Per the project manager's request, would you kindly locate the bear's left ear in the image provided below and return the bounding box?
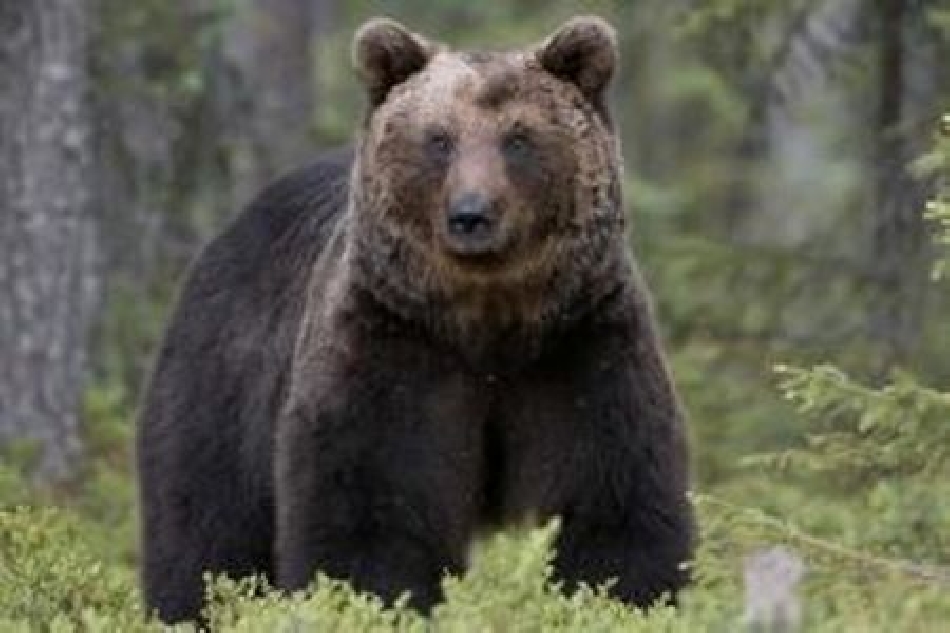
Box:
[535,16,617,116]
[352,18,440,108]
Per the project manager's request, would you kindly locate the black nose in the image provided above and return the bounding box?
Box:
[447,193,493,237]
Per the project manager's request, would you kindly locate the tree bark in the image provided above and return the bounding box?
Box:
[223,0,330,203]
[0,0,100,481]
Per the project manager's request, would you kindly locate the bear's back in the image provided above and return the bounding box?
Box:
[195,146,353,301]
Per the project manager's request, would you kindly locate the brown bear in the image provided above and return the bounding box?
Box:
[137,16,695,624]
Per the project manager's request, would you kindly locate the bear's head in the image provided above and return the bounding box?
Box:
[348,17,627,348]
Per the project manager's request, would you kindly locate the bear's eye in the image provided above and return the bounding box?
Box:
[502,131,534,163]
[425,128,455,162]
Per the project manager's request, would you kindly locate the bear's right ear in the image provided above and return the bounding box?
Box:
[352,18,438,108]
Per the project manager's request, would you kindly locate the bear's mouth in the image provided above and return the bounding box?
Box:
[444,225,501,258]
[440,225,516,266]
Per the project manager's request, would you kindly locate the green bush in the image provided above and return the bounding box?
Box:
[3,493,949,631]
[0,506,151,632]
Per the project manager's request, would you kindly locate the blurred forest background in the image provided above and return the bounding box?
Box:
[1,0,949,630]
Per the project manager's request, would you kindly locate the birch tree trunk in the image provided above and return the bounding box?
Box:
[0,0,100,481]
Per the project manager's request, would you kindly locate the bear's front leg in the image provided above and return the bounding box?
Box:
[274,338,483,612]
[557,332,695,608]
[506,319,696,609]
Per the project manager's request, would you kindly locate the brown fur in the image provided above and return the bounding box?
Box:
[348,42,623,360]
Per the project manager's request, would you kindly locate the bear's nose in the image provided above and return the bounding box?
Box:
[447,193,494,238]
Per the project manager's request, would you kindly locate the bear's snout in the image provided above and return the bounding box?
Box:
[444,192,502,256]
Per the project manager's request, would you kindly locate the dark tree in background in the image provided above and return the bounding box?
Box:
[868,0,930,368]
[0,0,100,481]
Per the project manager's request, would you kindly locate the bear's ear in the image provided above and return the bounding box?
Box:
[352,18,439,108]
[535,16,617,115]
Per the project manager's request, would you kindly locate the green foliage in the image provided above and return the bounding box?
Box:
[694,494,950,631]
[4,498,950,631]
[95,0,233,102]
[919,113,950,280]
[742,363,950,564]
[930,197,950,280]
[0,506,150,631]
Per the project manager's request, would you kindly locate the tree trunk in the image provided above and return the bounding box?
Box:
[868,0,928,369]
[223,0,328,203]
[0,0,100,481]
